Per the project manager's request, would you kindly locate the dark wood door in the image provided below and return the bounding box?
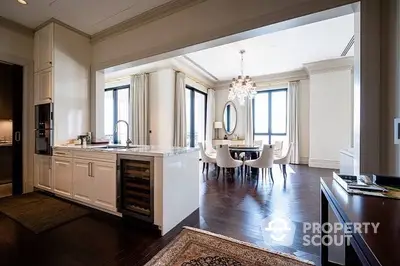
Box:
[11,64,23,195]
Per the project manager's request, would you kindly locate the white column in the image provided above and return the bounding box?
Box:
[353,3,360,175]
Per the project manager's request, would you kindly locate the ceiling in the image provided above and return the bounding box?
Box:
[105,13,354,84]
[185,14,354,82]
[0,0,173,34]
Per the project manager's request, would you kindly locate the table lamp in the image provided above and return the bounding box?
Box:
[214,121,223,139]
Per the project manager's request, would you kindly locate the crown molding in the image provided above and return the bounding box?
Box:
[91,0,208,44]
[170,57,215,87]
[0,16,33,37]
[105,56,215,88]
[304,56,354,75]
[35,18,91,38]
[214,68,308,89]
[180,55,219,82]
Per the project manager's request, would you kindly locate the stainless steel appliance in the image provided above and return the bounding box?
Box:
[117,155,154,222]
[35,103,53,155]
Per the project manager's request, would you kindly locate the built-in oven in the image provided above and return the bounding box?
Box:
[35,103,53,155]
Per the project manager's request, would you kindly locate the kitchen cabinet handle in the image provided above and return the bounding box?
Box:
[49,157,52,170]
[90,162,94,177]
[88,162,91,177]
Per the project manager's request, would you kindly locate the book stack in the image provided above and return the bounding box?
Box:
[333,172,389,197]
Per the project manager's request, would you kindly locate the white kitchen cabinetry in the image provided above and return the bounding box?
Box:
[51,149,118,213]
[34,68,53,105]
[92,162,117,211]
[33,22,91,145]
[72,159,92,204]
[34,154,53,192]
[34,23,53,73]
[53,156,73,198]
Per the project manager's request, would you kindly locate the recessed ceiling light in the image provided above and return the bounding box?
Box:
[17,0,27,5]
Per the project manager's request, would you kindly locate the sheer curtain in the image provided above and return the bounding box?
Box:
[205,89,215,152]
[173,72,187,147]
[130,73,149,145]
[245,98,254,145]
[288,81,300,164]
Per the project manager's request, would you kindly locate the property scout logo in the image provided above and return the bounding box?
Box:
[261,216,379,247]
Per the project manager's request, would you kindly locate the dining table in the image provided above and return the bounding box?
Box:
[228,144,263,176]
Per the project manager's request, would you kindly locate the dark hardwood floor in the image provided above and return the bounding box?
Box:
[0,165,334,266]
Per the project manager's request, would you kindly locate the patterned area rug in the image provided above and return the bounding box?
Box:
[0,192,90,233]
[145,227,314,266]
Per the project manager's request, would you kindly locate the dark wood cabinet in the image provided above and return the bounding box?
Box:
[0,63,13,120]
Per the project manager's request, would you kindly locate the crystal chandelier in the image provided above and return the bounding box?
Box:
[228,50,257,105]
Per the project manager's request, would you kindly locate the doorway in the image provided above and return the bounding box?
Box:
[0,61,23,198]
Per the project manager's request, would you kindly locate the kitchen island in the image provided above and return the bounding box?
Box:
[36,145,199,236]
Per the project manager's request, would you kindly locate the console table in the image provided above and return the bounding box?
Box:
[320,177,400,266]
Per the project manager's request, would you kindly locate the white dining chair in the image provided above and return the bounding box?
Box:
[242,139,264,174]
[216,145,243,179]
[206,145,217,156]
[244,145,275,182]
[273,140,284,158]
[255,140,263,147]
[273,142,293,178]
[199,142,216,175]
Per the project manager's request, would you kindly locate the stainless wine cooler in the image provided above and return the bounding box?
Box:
[117,155,154,222]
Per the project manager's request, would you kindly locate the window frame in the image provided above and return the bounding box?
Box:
[252,88,288,143]
[185,85,207,147]
[104,84,130,143]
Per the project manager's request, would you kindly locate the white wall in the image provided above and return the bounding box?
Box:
[0,25,33,61]
[307,59,353,169]
[53,24,91,145]
[149,68,175,146]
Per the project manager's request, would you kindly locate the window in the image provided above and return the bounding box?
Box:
[253,89,287,144]
[104,85,130,144]
[186,85,207,147]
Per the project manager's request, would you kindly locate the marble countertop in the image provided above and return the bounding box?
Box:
[53,144,199,157]
[0,142,12,147]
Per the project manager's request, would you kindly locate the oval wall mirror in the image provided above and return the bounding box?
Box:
[223,101,237,135]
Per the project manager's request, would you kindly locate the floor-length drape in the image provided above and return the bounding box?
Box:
[288,81,300,164]
[130,73,149,145]
[245,98,254,145]
[205,89,215,152]
[173,72,187,147]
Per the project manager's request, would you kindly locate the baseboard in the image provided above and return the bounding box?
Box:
[299,157,309,165]
[309,158,339,169]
